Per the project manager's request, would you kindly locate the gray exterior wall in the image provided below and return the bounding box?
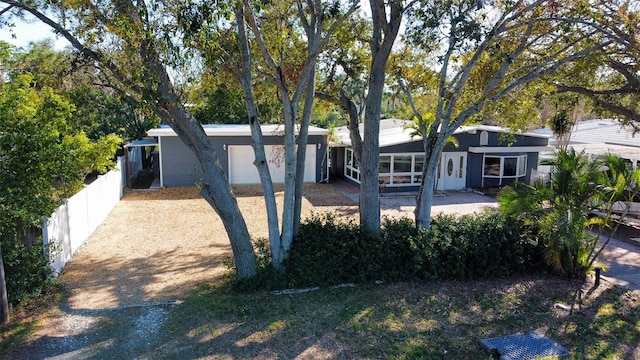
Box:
[160,135,327,187]
[330,129,548,190]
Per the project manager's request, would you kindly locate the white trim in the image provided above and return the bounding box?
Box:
[158,136,164,188]
[148,124,329,137]
[469,146,553,153]
[482,154,527,186]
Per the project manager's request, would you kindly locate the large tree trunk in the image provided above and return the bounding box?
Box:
[359,0,403,230]
[415,150,441,228]
[234,4,281,268]
[142,36,258,279]
[293,69,316,236]
[0,246,9,324]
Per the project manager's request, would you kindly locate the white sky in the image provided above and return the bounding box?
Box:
[0,13,70,50]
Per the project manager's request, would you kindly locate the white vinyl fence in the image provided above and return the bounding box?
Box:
[43,157,125,275]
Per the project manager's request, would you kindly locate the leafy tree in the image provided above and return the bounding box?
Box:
[0,74,70,321]
[554,0,640,129]
[6,41,157,142]
[399,0,624,228]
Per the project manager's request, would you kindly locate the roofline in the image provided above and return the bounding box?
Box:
[147,124,329,137]
[468,146,554,154]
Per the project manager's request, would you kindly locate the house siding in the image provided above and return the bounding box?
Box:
[330,128,548,191]
[160,135,327,187]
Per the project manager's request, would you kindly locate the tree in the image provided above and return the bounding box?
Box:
[553,0,640,129]
[1,0,261,278]
[400,0,620,228]
[7,41,158,142]
[228,0,358,269]
[314,0,403,231]
[0,70,120,319]
[357,0,404,230]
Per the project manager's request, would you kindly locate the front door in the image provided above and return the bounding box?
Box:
[439,152,467,190]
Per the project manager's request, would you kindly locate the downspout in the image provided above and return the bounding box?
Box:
[158,136,164,188]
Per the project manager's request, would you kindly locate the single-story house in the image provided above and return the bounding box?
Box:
[329,119,552,192]
[146,124,329,187]
[534,119,640,170]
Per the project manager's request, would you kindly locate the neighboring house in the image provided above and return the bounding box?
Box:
[560,119,640,169]
[146,124,329,187]
[329,119,551,192]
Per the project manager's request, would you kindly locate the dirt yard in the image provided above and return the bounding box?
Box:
[57,184,359,310]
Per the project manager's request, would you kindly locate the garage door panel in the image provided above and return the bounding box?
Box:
[228,145,316,185]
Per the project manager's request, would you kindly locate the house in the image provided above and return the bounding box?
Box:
[559,119,640,169]
[329,119,551,192]
[146,124,329,187]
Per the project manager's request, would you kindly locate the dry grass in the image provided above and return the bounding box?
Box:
[58,184,358,310]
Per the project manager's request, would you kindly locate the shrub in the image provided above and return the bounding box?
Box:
[252,211,546,291]
[2,236,53,304]
[410,213,545,280]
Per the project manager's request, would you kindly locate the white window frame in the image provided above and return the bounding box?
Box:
[344,149,424,187]
[482,154,527,186]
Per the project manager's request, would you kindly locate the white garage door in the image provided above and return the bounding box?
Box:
[228,145,317,184]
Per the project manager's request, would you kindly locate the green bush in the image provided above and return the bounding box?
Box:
[2,236,53,304]
[283,211,545,289]
[410,213,544,280]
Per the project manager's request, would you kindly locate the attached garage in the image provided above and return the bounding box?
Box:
[228,145,317,184]
[147,124,328,187]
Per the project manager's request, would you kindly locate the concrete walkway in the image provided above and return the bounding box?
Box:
[331,180,640,292]
[598,237,640,291]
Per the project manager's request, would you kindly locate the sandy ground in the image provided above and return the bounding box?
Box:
[58,183,361,310]
[58,182,498,311]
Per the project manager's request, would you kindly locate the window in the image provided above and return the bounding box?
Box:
[484,157,501,176]
[344,149,425,187]
[483,155,527,185]
[394,155,412,172]
[379,156,391,173]
[344,149,360,182]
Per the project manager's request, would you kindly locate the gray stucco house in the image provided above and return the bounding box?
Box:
[147,124,329,187]
[330,119,551,192]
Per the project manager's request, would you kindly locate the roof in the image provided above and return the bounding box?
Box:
[533,119,640,161]
[147,124,329,137]
[569,119,640,148]
[124,139,159,148]
[332,118,550,147]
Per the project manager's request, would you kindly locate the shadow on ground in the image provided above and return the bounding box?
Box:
[6,276,637,359]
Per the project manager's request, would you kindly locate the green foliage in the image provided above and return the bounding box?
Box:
[0,71,122,306]
[410,213,543,280]
[498,150,640,279]
[0,236,52,304]
[278,212,543,289]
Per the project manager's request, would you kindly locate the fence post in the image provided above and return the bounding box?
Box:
[42,215,50,261]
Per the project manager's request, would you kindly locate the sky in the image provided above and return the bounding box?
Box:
[0,13,70,50]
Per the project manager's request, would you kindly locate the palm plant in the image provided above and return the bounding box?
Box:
[498,149,606,278]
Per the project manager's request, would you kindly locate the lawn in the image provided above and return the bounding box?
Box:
[1,185,638,358]
[5,274,638,359]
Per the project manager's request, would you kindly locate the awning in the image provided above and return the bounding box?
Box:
[124,139,158,148]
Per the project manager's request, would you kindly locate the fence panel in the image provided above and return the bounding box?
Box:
[44,157,125,275]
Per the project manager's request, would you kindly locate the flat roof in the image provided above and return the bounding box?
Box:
[147,124,329,137]
[332,118,551,147]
